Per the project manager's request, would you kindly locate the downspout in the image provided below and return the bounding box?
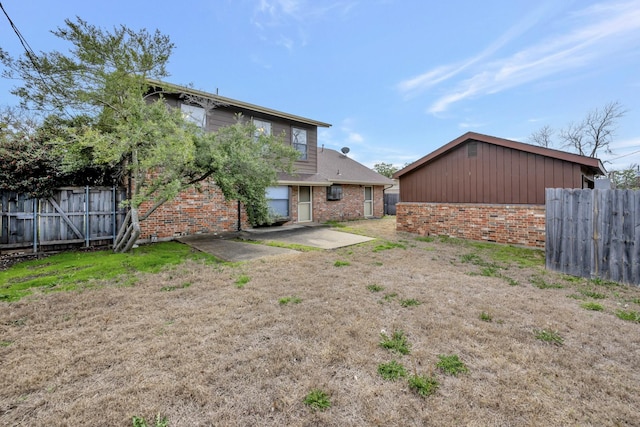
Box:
[237,200,241,232]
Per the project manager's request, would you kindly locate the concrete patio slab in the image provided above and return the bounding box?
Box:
[177,234,297,262]
[242,227,374,249]
[177,225,374,262]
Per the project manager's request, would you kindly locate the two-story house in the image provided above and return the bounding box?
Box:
[139,80,394,241]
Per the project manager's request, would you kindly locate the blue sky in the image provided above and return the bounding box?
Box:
[2,0,640,171]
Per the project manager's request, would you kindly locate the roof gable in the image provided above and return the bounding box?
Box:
[147,79,331,128]
[394,131,606,178]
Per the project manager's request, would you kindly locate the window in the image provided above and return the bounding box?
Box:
[326,185,343,201]
[292,127,307,160]
[266,186,289,218]
[253,119,271,141]
[180,104,206,129]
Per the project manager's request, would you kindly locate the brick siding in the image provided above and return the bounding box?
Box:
[311,185,385,222]
[396,202,545,248]
[137,183,386,240]
[282,184,385,224]
[139,181,249,240]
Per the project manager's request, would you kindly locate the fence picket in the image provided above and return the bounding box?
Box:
[0,187,126,253]
[546,188,640,286]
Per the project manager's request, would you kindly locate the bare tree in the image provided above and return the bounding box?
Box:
[528,124,554,148]
[559,121,587,156]
[559,101,626,158]
[527,101,626,158]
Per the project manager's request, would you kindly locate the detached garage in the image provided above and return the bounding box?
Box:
[393,132,606,247]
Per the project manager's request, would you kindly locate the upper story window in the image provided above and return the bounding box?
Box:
[292,127,307,160]
[181,104,206,129]
[253,119,272,141]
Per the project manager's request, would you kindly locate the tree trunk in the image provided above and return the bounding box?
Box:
[113,208,141,253]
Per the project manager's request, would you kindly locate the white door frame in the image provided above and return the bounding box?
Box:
[364,186,373,217]
[298,186,312,222]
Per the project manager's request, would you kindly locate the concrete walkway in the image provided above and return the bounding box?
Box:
[178,225,374,262]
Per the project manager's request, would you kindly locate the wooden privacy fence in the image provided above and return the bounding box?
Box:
[546,188,640,286]
[1,187,127,253]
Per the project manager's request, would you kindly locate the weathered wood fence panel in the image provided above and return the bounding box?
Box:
[546,188,640,285]
[0,187,127,253]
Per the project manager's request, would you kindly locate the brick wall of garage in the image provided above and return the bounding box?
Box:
[396,202,545,248]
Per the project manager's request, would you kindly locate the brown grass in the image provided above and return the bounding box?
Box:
[1,217,640,426]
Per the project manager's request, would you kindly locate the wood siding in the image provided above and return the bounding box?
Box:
[163,95,318,174]
[400,140,588,205]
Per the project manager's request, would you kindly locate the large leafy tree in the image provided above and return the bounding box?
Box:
[0,107,114,197]
[372,162,399,178]
[0,107,62,197]
[610,164,640,190]
[1,18,298,252]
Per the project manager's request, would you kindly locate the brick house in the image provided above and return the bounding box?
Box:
[393,132,606,247]
[138,81,394,241]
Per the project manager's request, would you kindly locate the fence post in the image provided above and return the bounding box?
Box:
[33,197,38,253]
[85,186,90,247]
[112,186,117,246]
[592,190,599,277]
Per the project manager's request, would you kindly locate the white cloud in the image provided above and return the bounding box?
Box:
[458,120,486,129]
[398,0,640,114]
[397,2,553,95]
[252,0,357,49]
[347,132,364,143]
[277,35,294,50]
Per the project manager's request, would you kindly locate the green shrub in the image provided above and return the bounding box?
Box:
[303,389,331,411]
[615,309,640,323]
[377,360,407,381]
[479,311,492,322]
[400,298,421,307]
[235,275,250,288]
[279,296,302,305]
[436,354,469,376]
[379,330,411,355]
[580,302,604,311]
[534,329,564,345]
[408,374,439,397]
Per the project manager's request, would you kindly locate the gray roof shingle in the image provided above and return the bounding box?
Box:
[279,148,395,186]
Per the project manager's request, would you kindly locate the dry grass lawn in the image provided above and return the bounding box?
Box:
[1,217,640,426]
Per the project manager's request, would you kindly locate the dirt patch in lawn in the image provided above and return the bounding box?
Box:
[1,217,640,426]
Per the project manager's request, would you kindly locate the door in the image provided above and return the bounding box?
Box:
[364,186,373,217]
[298,186,312,222]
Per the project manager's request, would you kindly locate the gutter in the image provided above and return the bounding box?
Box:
[277,180,332,186]
[330,179,396,186]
